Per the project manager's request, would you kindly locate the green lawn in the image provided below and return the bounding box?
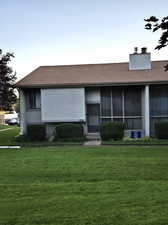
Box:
[103,139,168,145]
[0,126,19,145]
[1,146,168,225]
[0,124,15,130]
[0,125,7,130]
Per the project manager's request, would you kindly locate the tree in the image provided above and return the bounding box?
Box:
[144,16,168,71]
[0,49,17,111]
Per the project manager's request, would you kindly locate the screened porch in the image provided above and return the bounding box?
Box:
[100,86,143,130]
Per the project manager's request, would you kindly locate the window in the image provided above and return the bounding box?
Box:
[27,89,41,109]
[100,86,142,130]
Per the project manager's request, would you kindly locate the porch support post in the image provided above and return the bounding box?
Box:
[144,85,150,136]
[19,89,27,135]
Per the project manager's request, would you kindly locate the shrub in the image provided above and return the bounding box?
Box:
[27,125,46,141]
[15,135,30,142]
[155,122,168,139]
[100,122,124,140]
[100,122,112,140]
[56,123,84,140]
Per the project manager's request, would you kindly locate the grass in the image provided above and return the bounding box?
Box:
[0,126,19,145]
[0,124,14,130]
[0,125,7,130]
[1,145,168,224]
[103,139,168,145]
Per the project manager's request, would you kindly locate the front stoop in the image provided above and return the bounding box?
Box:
[84,140,101,146]
[84,133,101,146]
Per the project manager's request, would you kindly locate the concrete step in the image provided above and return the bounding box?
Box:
[86,133,101,140]
[84,140,101,146]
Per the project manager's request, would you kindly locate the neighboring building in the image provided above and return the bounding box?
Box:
[0,110,5,124]
[16,48,168,137]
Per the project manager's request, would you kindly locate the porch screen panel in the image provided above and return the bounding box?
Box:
[112,88,123,116]
[125,118,142,129]
[150,85,168,136]
[101,88,111,117]
[150,85,168,116]
[100,86,142,130]
[124,87,141,116]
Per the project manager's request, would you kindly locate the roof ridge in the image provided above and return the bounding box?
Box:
[38,60,168,68]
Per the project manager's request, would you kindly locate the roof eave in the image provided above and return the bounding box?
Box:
[15,80,168,89]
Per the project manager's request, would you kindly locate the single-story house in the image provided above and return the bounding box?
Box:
[16,48,168,138]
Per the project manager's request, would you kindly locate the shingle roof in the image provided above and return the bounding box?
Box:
[16,61,168,88]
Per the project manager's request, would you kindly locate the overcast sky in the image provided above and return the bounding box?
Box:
[1,0,168,80]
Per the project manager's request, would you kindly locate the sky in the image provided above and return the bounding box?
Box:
[1,0,168,81]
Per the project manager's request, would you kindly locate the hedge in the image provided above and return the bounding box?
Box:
[27,125,46,141]
[100,122,124,140]
[155,122,168,139]
[55,123,84,139]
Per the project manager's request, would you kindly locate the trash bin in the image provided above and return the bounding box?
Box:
[131,131,141,138]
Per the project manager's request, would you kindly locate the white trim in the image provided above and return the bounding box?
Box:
[144,85,150,136]
[122,89,125,123]
[111,90,113,121]
[19,89,27,135]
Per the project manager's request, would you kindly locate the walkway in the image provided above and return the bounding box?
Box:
[0,128,13,132]
[83,140,101,146]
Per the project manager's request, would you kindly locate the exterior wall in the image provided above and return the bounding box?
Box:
[26,109,42,124]
[129,53,151,70]
[41,88,86,122]
[19,85,159,138]
[85,88,100,104]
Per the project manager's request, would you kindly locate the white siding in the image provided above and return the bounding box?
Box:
[85,88,100,103]
[41,88,86,122]
[27,110,41,124]
[129,53,151,70]
[144,85,150,136]
[20,90,27,135]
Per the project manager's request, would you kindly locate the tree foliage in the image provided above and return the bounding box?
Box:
[144,16,168,71]
[0,49,17,111]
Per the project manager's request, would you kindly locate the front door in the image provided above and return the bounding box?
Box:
[87,104,100,133]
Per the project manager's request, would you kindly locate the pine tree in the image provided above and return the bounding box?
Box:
[0,49,17,111]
